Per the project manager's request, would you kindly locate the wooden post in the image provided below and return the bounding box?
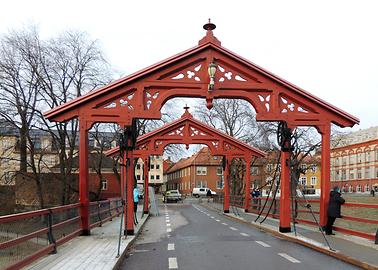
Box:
[223,156,230,213]
[279,150,291,233]
[244,157,251,212]
[319,123,331,227]
[79,118,90,235]
[144,157,149,214]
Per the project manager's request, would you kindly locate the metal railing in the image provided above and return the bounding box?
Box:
[0,197,123,270]
[215,195,377,241]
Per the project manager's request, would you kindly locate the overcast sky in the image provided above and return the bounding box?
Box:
[1,0,377,132]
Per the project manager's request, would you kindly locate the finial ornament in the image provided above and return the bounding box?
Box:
[203,19,216,31]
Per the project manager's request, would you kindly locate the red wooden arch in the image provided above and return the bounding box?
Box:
[106,108,265,222]
[44,22,359,235]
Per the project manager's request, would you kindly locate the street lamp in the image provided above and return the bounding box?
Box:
[208,61,217,91]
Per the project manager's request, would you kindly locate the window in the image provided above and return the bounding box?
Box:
[150,164,155,170]
[156,175,160,180]
[376,150,378,161]
[349,169,354,180]
[267,164,273,173]
[136,164,141,170]
[365,184,370,192]
[349,155,355,165]
[357,169,362,179]
[251,166,259,175]
[376,168,378,178]
[366,152,371,162]
[196,166,207,175]
[197,181,207,188]
[311,165,317,173]
[216,178,224,189]
[348,185,353,193]
[32,137,42,149]
[341,170,346,180]
[357,153,362,163]
[100,179,108,190]
[365,167,370,179]
[300,177,307,186]
[216,167,223,175]
[335,170,340,180]
[150,174,155,180]
[136,175,141,180]
[311,176,317,185]
[357,185,362,192]
[342,157,347,166]
[156,164,160,170]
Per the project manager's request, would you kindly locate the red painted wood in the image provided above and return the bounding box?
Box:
[79,119,90,235]
[144,157,149,213]
[223,157,230,213]
[244,158,251,211]
[280,150,291,231]
[319,124,331,227]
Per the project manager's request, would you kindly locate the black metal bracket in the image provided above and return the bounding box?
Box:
[277,121,294,152]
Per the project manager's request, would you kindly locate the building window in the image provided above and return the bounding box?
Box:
[136,164,141,170]
[216,178,224,189]
[311,165,317,173]
[136,175,141,180]
[357,185,362,192]
[267,164,273,173]
[349,169,354,180]
[32,137,42,149]
[311,176,317,185]
[251,166,259,175]
[196,166,207,175]
[101,179,108,190]
[342,157,347,166]
[376,150,378,161]
[357,153,362,163]
[365,184,370,192]
[341,170,346,180]
[376,168,378,178]
[357,169,362,179]
[349,155,355,164]
[365,167,370,179]
[348,185,353,193]
[335,170,340,180]
[156,175,160,180]
[197,181,207,188]
[150,164,155,170]
[366,152,370,162]
[216,167,223,175]
[156,164,160,170]
[300,177,307,186]
[150,175,155,180]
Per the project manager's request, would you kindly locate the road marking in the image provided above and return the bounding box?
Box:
[221,223,228,226]
[167,234,171,238]
[168,243,175,251]
[168,257,178,269]
[278,253,301,263]
[210,216,215,219]
[167,228,172,233]
[167,223,171,227]
[229,227,238,231]
[240,233,249,237]
[215,219,220,222]
[255,241,271,248]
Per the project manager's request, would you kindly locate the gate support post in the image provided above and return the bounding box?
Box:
[79,118,90,235]
[319,124,331,227]
[144,157,149,214]
[279,150,291,233]
[127,152,135,235]
[223,156,230,213]
[122,151,127,235]
[244,157,251,212]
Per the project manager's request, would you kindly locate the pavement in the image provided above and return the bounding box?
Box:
[25,205,148,270]
[120,200,366,270]
[204,201,378,270]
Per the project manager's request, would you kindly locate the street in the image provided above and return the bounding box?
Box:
[120,200,360,270]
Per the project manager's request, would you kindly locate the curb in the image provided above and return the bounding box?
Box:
[202,204,378,270]
[113,214,150,270]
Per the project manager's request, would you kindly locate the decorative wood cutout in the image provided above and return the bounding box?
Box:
[258,94,271,112]
[102,91,136,111]
[190,126,208,137]
[169,63,202,82]
[145,90,160,110]
[167,126,185,137]
[211,141,219,150]
[154,140,163,149]
[138,141,149,151]
[279,95,313,114]
[217,65,247,83]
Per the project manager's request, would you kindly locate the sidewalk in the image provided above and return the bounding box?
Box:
[204,202,378,270]
[25,205,148,270]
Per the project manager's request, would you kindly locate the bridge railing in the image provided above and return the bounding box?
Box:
[0,197,123,270]
[215,195,377,241]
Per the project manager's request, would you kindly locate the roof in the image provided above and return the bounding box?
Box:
[166,147,222,174]
[44,27,359,128]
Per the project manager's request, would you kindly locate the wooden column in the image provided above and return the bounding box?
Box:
[144,157,149,214]
[126,152,135,235]
[319,123,331,227]
[279,150,291,233]
[79,118,90,235]
[223,156,230,213]
[122,151,127,235]
[244,157,251,212]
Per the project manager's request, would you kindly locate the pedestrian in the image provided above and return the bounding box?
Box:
[325,186,345,235]
[133,184,139,225]
[371,189,375,197]
[206,188,212,202]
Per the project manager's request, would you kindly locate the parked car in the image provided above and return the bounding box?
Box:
[163,190,182,203]
[192,188,216,198]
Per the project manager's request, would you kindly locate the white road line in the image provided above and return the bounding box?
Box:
[167,228,172,233]
[278,253,301,263]
[210,216,215,219]
[168,243,175,251]
[240,233,249,237]
[255,241,271,248]
[168,257,178,269]
[167,234,171,238]
[221,223,228,226]
[229,227,238,231]
[166,223,171,227]
[215,219,220,222]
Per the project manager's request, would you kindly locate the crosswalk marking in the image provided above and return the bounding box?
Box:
[168,243,175,251]
[168,257,178,269]
[278,253,301,263]
[255,241,271,248]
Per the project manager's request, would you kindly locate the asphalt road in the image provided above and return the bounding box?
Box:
[120,201,361,270]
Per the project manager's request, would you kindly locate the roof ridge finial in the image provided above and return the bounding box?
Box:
[199,19,221,46]
[182,105,192,118]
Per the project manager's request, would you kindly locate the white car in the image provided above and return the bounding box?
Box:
[192,188,216,198]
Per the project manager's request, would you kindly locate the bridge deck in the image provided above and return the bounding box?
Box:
[26,205,147,270]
